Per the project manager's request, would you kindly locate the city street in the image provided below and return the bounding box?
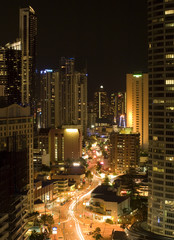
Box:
[49,172,123,240]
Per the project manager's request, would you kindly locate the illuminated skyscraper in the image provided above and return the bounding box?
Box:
[19,6,37,106]
[126,73,148,150]
[147,0,174,238]
[57,57,87,135]
[0,41,21,105]
[94,85,110,119]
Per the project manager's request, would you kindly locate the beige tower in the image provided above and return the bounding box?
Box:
[126,73,148,150]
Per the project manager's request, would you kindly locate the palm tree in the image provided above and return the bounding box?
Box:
[40,214,54,233]
[92,227,103,240]
[29,230,44,240]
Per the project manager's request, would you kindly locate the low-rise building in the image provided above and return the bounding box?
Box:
[89,185,130,223]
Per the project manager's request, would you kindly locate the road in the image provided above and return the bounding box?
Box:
[50,178,99,240]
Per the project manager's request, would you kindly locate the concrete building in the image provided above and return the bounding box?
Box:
[19,6,37,106]
[0,104,34,212]
[148,0,174,238]
[110,127,140,174]
[126,73,148,150]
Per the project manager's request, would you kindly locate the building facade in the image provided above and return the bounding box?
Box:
[126,73,148,150]
[148,0,174,237]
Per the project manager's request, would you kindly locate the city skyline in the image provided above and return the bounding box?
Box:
[0,0,147,99]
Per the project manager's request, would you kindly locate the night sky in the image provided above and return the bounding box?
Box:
[0,0,147,100]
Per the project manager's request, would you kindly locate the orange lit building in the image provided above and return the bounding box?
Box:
[126,73,148,150]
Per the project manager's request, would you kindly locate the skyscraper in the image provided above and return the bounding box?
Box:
[0,41,21,105]
[19,6,37,106]
[40,69,59,128]
[148,0,174,237]
[94,85,110,119]
[57,57,87,135]
[110,92,126,126]
[126,73,148,150]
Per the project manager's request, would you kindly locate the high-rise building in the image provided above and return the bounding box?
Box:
[126,73,148,150]
[19,6,37,106]
[0,104,34,212]
[94,85,110,119]
[0,41,21,105]
[110,92,126,126]
[56,57,87,135]
[148,0,174,237]
[110,127,140,174]
[40,69,59,128]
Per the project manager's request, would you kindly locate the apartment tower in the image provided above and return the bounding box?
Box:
[126,73,148,150]
[148,0,174,237]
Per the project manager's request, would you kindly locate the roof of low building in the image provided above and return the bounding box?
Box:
[92,194,128,203]
[92,184,129,203]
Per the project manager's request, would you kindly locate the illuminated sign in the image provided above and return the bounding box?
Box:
[73,162,80,166]
[66,129,78,133]
[133,74,142,78]
[52,227,57,234]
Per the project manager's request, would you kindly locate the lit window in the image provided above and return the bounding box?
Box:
[166,23,174,27]
[165,10,174,15]
[166,54,174,59]
[166,80,174,85]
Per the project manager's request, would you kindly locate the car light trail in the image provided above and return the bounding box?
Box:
[68,185,99,240]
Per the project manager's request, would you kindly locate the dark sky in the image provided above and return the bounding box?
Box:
[0,0,147,100]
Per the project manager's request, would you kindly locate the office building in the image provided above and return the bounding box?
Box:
[148,0,174,237]
[19,6,37,106]
[0,104,34,212]
[110,127,140,174]
[126,73,148,150]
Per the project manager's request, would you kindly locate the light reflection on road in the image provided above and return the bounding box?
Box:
[68,186,98,240]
